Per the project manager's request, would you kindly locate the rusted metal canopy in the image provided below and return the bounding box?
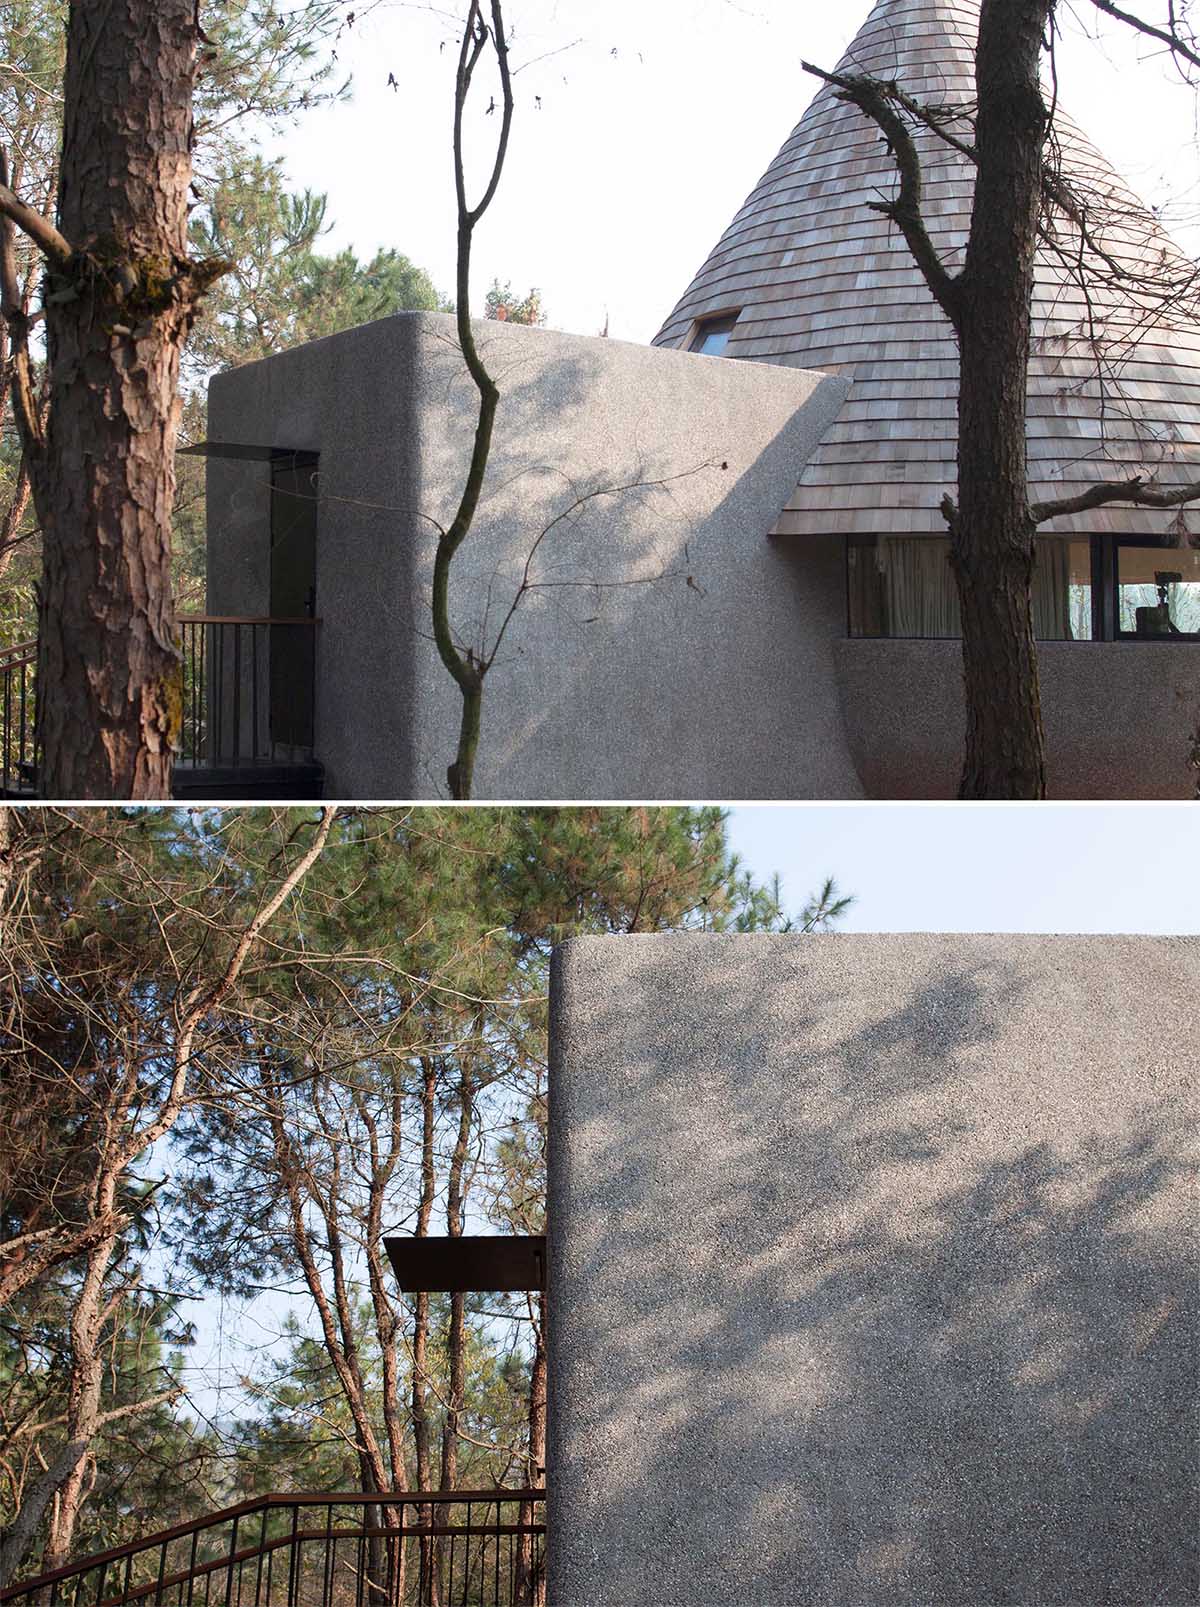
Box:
[384,1235,546,1293]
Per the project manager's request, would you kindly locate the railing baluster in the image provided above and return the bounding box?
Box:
[18,657,27,782]
[251,626,260,758]
[3,655,11,794]
[184,623,194,766]
[216,624,225,763]
[251,1510,267,1607]
[223,1516,239,1607]
[485,1500,494,1607]
[308,615,316,755]
[184,1517,199,1607]
[154,1541,168,1607]
[401,1491,411,1607]
[198,624,206,765]
[231,626,241,761]
[285,1507,298,1607]
[320,1506,333,1607]
[460,1506,470,1607]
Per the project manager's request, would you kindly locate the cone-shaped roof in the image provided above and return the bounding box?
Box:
[653,0,1200,538]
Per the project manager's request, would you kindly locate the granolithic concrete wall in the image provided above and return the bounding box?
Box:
[834,639,1200,799]
[548,933,1199,1607]
[207,313,857,799]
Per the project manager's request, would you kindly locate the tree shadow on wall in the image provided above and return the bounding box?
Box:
[552,938,1198,1607]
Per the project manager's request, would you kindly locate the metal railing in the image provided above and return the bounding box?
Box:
[0,635,36,795]
[1,617,321,789]
[0,1492,546,1607]
[175,616,320,769]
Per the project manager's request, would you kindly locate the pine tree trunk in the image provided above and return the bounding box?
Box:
[361,1091,407,1605]
[0,455,33,583]
[412,1059,438,1607]
[952,0,1053,798]
[515,1297,547,1607]
[438,1063,474,1498]
[434,1061,474,1603]
[30,0,218,798]
[0,1193,117,1584]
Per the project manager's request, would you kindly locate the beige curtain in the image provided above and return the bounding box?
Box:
[876,535,1081,640]
[1032,539,1072,641]
[876,537,961,637]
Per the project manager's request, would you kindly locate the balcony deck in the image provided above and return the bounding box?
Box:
[1,617,323,801]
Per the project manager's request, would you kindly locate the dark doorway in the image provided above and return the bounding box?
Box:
[269,452,318,750]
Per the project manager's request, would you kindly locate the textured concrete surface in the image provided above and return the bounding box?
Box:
[207,320,422,796]
[834,638,1200,799]
[549,934,1199,1607]
[207,312,857,799]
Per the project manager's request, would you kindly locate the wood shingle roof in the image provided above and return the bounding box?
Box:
[652,0,1200,539]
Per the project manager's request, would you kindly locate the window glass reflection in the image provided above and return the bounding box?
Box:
[1117,543,1200,637]
[689,313,739,356]
[847,536,1093,640]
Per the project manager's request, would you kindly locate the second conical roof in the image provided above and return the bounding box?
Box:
[653,0,1200,539]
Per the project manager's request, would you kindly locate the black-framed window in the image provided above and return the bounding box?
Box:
[688,312,740,357]
[1113,537,1200,640]
[846,534,1097,641]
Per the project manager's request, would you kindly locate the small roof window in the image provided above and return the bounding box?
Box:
[688,312,740,357]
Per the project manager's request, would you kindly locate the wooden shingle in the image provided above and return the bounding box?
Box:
[653,0,1200,541]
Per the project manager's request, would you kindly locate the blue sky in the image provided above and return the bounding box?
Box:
[728,804,1200,934]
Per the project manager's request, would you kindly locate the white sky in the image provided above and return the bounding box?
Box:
[266,0,1200,343]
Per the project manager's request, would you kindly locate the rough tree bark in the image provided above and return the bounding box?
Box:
[950,0,1052,797]
[0,1,227,799]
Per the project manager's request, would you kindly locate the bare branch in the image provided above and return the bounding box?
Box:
[469,1,515,226]
[801,61,962,322]
[484,460,726,666]
[0,170,71,266]
[434,0,517,797]
[1032,475,1200,523]
[0,149,47,456]
[1085,0,1200,70]
[124,806,336,1164]
[0,1215,124,1313]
